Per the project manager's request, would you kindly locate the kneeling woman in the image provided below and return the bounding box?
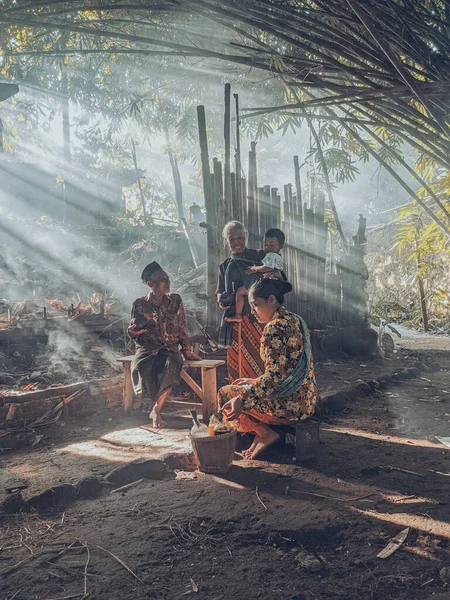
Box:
[220,278,317,459]
[128,261,200,428]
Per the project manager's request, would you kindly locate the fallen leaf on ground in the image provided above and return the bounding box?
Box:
[377,527,410,559]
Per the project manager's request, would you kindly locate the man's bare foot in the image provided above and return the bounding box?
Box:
[242,427,280,459]
[225,314,243,323]
[150,408,167,429]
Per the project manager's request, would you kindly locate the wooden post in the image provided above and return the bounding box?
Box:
[123,361,134,413]
[293,155,303,237]
[181,217,200,268]
[231,172,239,222]
[234,93,242,217]
[237,322,242,378]
[201,368,219,423]
[247,142,258,247]
[197,105,217,329]
[224,83,232,220]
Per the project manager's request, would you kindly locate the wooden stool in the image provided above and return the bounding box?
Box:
[274,419,320,461]
[116,356,225,423]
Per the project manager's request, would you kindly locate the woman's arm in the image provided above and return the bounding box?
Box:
[239,322,288,410]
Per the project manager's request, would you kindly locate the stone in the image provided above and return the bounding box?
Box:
[295,551,323,572]
[324,391,348,412]
[340,326,378,356]
[0,491,27,514]
[27,484,77,514]
[378,376,393,389]
[104,458,169,486]
[406,367,420,377]
[355,382,372,396]
[75,476,104,499]
[0,374,15,386]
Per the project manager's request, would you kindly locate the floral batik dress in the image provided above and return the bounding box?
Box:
[218,306,317,433]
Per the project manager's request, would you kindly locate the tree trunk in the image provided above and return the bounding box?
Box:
[164,124,184,221]
[60,62,71,164]
[415,232,429,332]
[130,138,148,223]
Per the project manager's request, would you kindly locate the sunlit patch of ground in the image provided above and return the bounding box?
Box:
[59,426,192,463]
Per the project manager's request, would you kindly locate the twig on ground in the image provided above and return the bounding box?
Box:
[110,479,144,494]
[381,465,425,477]
[45,594,88,600]
[96,545,142,583]
[285,486,375,502]
[255,486,268,510]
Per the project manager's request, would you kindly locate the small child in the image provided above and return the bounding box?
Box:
[225,228,285,323]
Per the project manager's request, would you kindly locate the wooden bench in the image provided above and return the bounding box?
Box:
[116,356,225,422]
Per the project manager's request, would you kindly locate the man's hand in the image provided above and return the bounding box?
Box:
[128,324,146,337]
[222,396,243,420]
[232,378,257,385]
[184,352,202,361]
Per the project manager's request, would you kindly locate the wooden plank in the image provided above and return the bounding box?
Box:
[117,357,224,369]
[184,359,225,368]
[201,367,219,423]
[123,360,134,413]
[180,370,203,400]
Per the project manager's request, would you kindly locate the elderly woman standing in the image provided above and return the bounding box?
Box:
[219,278,317,459]
[216,221,265,382]
[128,261,200,428]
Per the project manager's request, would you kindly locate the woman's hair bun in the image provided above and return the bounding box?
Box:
[249,277,293,304]
[280,280,292,295]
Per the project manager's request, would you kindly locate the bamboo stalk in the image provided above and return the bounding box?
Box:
[197,105,217,329]
[224,83,232,218]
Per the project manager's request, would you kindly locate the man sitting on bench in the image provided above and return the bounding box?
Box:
[128,261,201,428]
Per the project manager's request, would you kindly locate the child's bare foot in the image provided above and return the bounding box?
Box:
[150,408,167,429]
[225,314,243,323]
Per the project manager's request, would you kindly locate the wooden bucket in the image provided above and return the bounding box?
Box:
[190,431,237,474]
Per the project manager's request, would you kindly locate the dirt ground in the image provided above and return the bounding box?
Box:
[1,334,450,600]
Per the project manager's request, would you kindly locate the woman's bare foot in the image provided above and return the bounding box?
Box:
[150,408,167,429]
[225,314,243,323]
[242,426,280,459]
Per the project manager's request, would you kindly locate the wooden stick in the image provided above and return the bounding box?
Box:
[96,545,142,583]
[285,486,375,502]
[237,322,242,378]
[255,486,268,510]
[110,479,144,494]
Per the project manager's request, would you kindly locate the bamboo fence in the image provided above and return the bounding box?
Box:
[197,85,368,331]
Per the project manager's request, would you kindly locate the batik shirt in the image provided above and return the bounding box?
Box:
[238,306,317,420]
[128,293,191,356]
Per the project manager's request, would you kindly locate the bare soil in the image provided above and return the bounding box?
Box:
[1,343,450,600]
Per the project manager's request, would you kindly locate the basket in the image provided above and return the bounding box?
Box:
[190,431,237,474]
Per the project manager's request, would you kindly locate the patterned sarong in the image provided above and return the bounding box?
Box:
[226,315,264,382]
